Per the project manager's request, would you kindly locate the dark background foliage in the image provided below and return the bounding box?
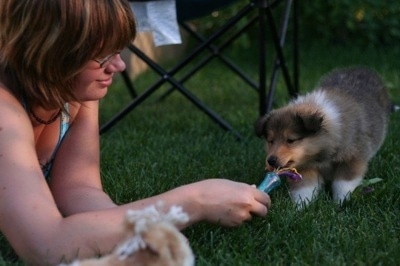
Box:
[191,0,400,46]
[299,0,400,46]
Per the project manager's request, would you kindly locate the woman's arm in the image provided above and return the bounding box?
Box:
[0,92,270,265]
[0,93,116,264]
[50,100,271,227]
[50,100,117,214]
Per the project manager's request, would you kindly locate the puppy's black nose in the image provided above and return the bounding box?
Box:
[267,156,279,168]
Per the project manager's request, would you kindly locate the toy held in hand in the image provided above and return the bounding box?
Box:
[257,168,302,194]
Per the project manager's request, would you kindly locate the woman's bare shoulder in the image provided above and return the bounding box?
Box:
[0,84,33,135]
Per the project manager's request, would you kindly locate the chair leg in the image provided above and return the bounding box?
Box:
[265,0,298,113]
[157,19,259,102]
[101,44,244,141]
[106,0,299,138]
[258,0,267,116]
[161,0,299,115]
[258,0,299,115]
[293,0,300,95]
[120,70,137,98]
[102,3,260,138]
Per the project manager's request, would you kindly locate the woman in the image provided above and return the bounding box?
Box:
[0,0,271,265]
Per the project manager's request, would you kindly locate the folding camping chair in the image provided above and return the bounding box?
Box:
[100,0,299,140]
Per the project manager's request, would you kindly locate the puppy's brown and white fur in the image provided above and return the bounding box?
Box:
[255,67,391,206]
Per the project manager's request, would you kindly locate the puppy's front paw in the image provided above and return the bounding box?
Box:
[290,185,321,210]
[332,177,363,205]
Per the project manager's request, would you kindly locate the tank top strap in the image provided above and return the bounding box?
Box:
[60,103,69,139]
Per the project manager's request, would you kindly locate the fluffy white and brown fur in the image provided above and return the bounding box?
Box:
[61,203,194,266]
[255,67,391,206]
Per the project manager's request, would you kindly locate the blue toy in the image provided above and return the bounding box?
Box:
[257,168,302,194]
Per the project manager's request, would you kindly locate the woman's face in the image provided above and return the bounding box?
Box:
[71,53,126,102]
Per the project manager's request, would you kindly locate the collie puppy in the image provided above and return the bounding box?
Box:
[254,67,391,207]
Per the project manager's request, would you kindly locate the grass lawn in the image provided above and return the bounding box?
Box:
[0,42,399,265]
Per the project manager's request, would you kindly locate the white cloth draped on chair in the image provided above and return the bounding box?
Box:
[130,1,182,46]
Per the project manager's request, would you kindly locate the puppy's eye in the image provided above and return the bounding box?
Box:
[267,140,274,145]
[287,137,302,144]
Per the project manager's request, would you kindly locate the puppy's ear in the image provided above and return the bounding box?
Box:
[254,113,271,137]
[296,111,323,135]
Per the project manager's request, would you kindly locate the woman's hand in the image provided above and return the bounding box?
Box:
[181,178,271,227]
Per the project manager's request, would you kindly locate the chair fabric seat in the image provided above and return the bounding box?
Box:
[176,0,237,21]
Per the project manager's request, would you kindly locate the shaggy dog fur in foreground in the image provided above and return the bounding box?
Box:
[61,203,194,266]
